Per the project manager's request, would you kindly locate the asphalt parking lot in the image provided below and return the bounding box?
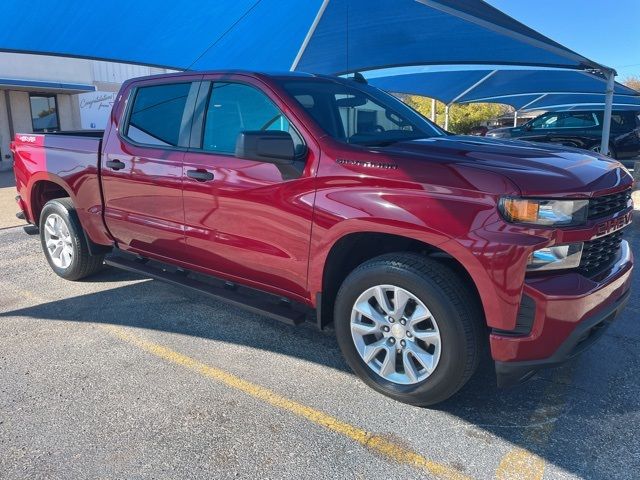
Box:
[0,215,638,479]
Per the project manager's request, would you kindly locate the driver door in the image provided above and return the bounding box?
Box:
[522,112,560,143]
[181,77,316,299]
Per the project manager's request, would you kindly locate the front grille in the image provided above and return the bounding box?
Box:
[578,230,623,276]
[588,189,632,220]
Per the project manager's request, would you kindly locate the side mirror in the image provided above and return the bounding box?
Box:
[235,131,295,164]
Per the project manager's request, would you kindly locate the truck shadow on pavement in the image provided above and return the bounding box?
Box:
[2,261,639,479]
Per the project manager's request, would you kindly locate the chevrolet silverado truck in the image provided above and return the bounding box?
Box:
[11,71,634,406]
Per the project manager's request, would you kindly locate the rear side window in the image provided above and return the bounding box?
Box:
[126,83,192,147]
[559,112,599,128]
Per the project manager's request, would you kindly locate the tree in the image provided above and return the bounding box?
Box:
[402,95,508,134]
[622,75,640,93]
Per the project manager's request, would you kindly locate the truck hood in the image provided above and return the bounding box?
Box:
[381,136,632,197]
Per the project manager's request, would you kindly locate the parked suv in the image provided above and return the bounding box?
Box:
[487,109,640,163]
[11,72,634,406]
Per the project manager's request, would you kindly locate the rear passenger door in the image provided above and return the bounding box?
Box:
[181,77,317,299]
[101,76,201,260]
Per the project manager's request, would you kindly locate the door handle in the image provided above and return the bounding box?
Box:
[186,169,214,182]
[106,159,125,171]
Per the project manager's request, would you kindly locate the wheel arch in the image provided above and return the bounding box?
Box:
[32,180,111,256]
[315,230,486,330]
[28,174,76,225]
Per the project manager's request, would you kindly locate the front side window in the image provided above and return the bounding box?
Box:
[126,82,192,147]
[530,113,560,129]
[201,82,303,154]
[282,79,444,146]
[30,94,59,132]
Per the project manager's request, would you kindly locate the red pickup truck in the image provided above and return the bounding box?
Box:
[12,71,634,405]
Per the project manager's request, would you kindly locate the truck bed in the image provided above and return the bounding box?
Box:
[41,130,105,138]
[12,131,107,246]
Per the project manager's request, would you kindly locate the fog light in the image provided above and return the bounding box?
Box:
[527,243,583,272]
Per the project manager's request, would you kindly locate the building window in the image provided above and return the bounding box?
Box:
[30,94,60,132]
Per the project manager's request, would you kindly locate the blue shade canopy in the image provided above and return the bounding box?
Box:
[0,78,95,94]
[0,0,611,74]
[455,70,639,102]
[520,93,640,112]
[368,69,639,109]
[465,93,640,110]
[369,70,495,104]
[539,104,640,112]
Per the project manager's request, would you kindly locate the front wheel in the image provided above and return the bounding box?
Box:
[334,253,484,406]
[39,198,104,280]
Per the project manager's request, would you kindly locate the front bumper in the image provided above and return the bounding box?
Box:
[495,288,630,386]
[492,239,633,387]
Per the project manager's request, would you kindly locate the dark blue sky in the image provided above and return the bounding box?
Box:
[487,0,640,80]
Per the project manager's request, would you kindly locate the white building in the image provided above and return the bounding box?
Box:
[0,53,174,170]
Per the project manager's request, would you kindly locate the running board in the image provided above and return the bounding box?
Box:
[104,255,309,326]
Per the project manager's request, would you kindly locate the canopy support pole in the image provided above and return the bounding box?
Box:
[431,98,436,121]
[600,70,615,156]
[444,104,450,130]
[513,110,518,127]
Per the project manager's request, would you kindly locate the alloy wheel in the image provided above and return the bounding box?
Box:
[43,213,74,269]
[350,285,441,385]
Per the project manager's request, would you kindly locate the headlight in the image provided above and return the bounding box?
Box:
[528,243,583,271]
[499,197,588,226]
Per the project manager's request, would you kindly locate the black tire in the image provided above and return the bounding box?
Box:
[39,198,104,281]
[334,253,484,406]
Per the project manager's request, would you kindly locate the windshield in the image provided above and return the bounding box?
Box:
[280,79,445,146]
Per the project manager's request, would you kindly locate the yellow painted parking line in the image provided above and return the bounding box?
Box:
[495,366,574,479]
[495,448,545,480]
[102,324,471,480]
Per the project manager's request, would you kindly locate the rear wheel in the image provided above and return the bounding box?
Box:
[334,253,484,406]
[39,198,104,280]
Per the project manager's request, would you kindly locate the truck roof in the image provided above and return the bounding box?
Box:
[121,69,348,86]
